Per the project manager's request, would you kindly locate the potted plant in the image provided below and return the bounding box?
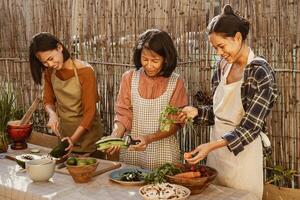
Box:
[0,85,23,152]
[263,156,300,200]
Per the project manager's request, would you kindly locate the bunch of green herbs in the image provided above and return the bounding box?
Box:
[144,163,182,184]
[0,85,16,132]
[266,165,298,188]
[159,105,194,132]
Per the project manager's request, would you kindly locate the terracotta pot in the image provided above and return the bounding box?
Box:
[7,120,33,150]
[263,183,300,200]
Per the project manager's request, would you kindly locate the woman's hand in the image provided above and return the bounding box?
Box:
[106,144,121,155]
[106,122,126,155]
[185,139,228,165]
[106,134,123,155]
[47,113,60,137]
[177,106,198,124]
[185,143,212,165]
[128,135,149,151]
[62,137,74,158]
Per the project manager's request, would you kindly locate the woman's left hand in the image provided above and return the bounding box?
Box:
[62,137,74,157]
[185,143,211,165]
[128,135,149,151]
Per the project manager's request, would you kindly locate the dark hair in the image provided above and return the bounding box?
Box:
[207,4,250,40]
[133,29,178,77]
[29,32,70,84]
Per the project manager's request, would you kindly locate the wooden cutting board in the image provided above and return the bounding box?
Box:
[55,159,122,177]
[6,145,122,177]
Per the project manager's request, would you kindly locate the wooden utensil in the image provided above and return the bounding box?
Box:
[18,98,40,126]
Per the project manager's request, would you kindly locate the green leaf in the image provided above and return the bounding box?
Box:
[159,105,194,132]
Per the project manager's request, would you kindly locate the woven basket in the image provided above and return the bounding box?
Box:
[65,158,99,183]
[166,164,217,195]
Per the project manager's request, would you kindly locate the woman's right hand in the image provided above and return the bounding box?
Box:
[47,113,60,137]
[177,106,198,124]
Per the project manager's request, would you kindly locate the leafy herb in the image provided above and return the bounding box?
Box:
[159,105,194,132]
[265,155,299,188]
[144,163,182,184]
[266,165,298,188]
[120,169,144,182]
[0,84,24,132]
[0,85,15,132]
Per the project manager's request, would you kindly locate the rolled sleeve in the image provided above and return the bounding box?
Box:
[222,131,244,155]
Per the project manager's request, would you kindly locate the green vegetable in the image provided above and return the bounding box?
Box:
[77,159,88,166]
[66,157,97,166]
[66,157,77,165]
[86,158,97,165]
[15,154,42,169]
[96,140,127,151]
[50,140,69,158]
[120,170,144,182]
[159,105,194,132]
[144,163,182,184]
[96,136,127,151]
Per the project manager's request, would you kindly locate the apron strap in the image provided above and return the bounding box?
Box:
[71,59,80,85]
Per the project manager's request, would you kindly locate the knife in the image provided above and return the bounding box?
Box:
[4,154,16,161]
[123,135,141,146]
[56,162,66,169]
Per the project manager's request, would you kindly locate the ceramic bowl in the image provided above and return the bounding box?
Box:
[26,158,55,182]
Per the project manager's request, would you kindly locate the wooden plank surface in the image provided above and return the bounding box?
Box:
[55,159,122,177]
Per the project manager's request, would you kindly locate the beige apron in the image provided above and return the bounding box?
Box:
[207,61,263,200]
[120,69,181,170]
[51,60,102,153]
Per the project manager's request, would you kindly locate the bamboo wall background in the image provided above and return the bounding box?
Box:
[0,0,299,185]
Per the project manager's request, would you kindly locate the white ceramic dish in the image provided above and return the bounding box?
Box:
[26,158,55,182]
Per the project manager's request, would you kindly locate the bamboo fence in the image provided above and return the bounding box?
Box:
[0,0,299,186]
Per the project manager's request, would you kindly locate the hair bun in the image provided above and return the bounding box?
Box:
[223,4,234,15]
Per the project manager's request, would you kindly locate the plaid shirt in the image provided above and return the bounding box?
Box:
[195,57,278,155]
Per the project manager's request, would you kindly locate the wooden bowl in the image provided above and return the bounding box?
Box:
[166,164,217,195]
[65,157,99,183]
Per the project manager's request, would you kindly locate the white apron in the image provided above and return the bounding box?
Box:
[120,69,181,170]
[207,60,263,200]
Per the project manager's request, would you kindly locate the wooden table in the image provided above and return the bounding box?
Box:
[0,144,257,200]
